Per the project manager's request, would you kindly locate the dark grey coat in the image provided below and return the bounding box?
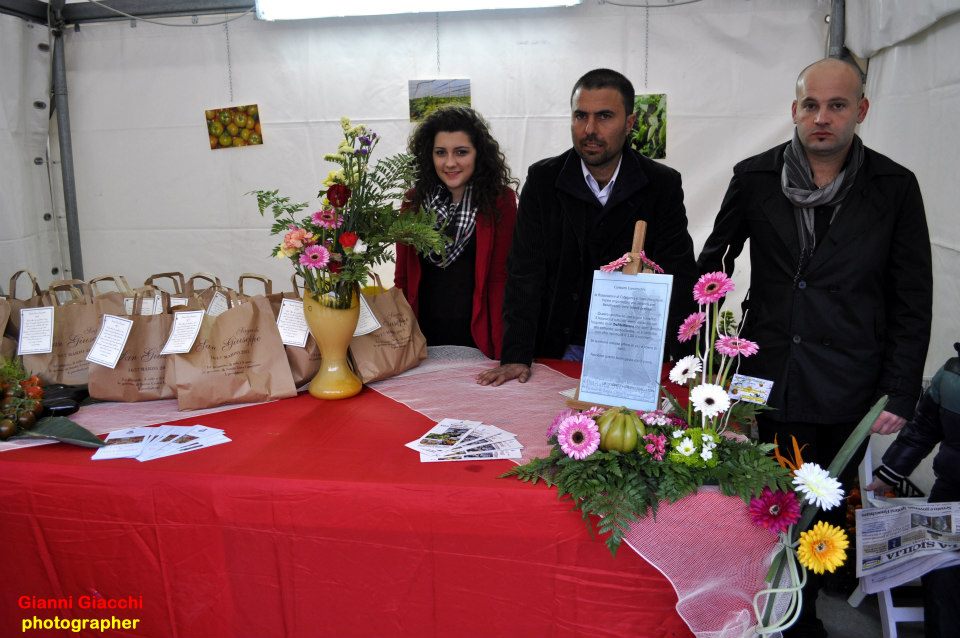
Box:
[697,141,932,422]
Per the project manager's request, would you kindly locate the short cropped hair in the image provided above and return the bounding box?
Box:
[571,68,635,115]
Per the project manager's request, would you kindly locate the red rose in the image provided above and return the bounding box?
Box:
[328,260,342,274]
[338,231,359,249]
[326,183,351,208]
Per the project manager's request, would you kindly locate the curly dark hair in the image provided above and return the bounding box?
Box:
[408,106,517,218]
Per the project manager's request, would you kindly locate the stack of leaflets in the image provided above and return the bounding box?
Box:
[91,425,230,462]
[406,418,522,462]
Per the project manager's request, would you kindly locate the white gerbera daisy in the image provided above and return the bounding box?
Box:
[700,447,714,462]
[793,463,844,510]
[677,437,696,456]
[690,383,731,418]
[669,355,703,385]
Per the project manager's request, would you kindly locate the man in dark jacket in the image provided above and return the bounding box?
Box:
[867,342,960,638]
[478,68,697,386]
[697,58,932,636]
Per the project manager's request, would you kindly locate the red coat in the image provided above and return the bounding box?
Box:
[394,189,517,360]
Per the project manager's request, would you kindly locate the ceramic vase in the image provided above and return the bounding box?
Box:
[302,290,362,400]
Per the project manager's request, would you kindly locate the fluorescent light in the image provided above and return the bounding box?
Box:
[255,0,581,21]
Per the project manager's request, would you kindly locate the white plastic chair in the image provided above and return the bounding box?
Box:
[848,437,924,638]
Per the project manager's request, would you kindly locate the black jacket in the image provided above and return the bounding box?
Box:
[501,147,697,365]
[698,141,932,422]
[880,348,960,493]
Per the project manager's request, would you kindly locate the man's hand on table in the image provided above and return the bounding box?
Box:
[476,363,531,386]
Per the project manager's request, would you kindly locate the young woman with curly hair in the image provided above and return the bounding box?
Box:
[395,106,518,359]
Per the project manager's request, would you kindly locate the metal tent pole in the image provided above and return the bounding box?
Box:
[828,0,846,58]
[50,0,83,279]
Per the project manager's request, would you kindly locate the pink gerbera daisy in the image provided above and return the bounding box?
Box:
[600,253,632,273]
[556,415,600,460]
[715,335,759,357]
[312,208,343,229]
[547,408,576,439]
[636,250,664,274]
[299,244,330,269]
[677,311,706,342]
[693,271,735,304]
[748,487,801,534]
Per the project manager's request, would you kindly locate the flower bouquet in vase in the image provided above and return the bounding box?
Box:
[255,118,445,400]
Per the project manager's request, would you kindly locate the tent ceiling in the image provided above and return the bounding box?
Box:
[0,0,252,25]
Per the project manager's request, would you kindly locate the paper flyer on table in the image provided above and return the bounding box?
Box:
[409,420,522,463]
[91,424,231,462]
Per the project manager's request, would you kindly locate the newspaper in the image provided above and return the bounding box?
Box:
[856,497,960,593]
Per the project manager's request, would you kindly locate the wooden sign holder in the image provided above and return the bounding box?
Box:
[565,220,653,410]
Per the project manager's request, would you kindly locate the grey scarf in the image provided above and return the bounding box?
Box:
[781,129,864,263]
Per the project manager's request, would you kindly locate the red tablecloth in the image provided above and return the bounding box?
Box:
[0,362,694,638]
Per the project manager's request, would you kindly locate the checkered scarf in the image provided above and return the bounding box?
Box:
[424,184,478,268]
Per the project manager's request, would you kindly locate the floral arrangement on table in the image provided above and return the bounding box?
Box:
[504,261,880,632]
[503,268,795,554]
[254,117,445,309]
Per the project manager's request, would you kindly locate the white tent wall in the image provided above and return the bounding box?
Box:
[42,0,827,296]
[0,14,61,293]
[851,6,960,380]
[846,2,960,489]
[5,1,955,377]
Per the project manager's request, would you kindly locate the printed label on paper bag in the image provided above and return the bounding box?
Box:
[160,310,205,355]
[86,314,134,369]
[276,298,309,348]
[728,374,773,405]
[17,306,55,355]
[353,294,381,337]
[207,291,229,317]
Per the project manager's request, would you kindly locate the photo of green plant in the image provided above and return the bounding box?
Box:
[408,79,471,122]
[630,93,666,159]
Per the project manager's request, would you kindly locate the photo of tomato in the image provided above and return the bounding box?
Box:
[205,103,264,151]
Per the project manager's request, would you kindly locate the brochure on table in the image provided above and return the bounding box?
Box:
[577,270,672,411]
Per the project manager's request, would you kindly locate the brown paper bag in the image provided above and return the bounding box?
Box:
[236,273,272,305]
[3,270,44,338]
[0,298,16,359]
[349,276,427,383]
[144,272,186,295]
[185,272,233,308]
[267,275,322,387]
[87,290,177,402]
[89,274,135,315]
[173,295,297,410]
[21,279,127,386]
